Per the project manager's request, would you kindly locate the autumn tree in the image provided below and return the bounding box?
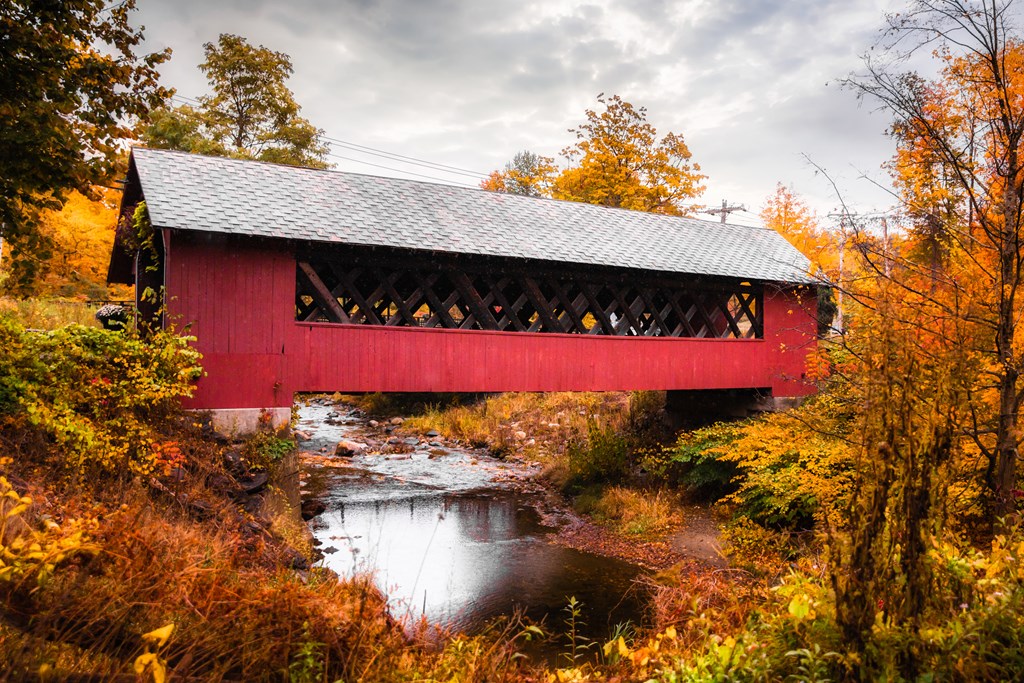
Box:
[31,190,124,299]
[760,184,839,273]
[551,94,706,215]
[481,150,556,197]
[0,0,170,295]
[142,34,329,169]
[849,0,1024,515]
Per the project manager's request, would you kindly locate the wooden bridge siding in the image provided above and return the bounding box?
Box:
[762,285,818,397]
[289,323,773,394]
[165,233,816,410]
[165,234,292,410]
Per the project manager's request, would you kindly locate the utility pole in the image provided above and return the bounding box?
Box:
[705,199,745,224]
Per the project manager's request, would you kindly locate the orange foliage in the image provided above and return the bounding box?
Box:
[759,184,838,276]
[552,95,706,215]
[30,189,124,298]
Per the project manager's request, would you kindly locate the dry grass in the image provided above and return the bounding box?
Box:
[0,414,542,682]
[643,564,769,656]
[403,391,657,464]
[0,297,103,329]
[574,485,681,538]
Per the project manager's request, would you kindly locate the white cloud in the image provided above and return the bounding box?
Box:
[133,0,911,222]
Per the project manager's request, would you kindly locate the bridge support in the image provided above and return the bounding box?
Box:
[200,407,292,437]
[664,389,803,430]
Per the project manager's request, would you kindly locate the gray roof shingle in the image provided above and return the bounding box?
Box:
[131,147,813,284]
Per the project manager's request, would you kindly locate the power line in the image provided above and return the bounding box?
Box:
[322,135,488,178]
[324,151,480,188]
[705,199,746,224]
[170,94,489,181]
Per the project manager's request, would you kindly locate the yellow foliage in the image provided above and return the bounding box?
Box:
[760,183,838,276]
[0,470,98,587]
[31,190,123,299]
[551,94,706,215]
[133,623,174,683]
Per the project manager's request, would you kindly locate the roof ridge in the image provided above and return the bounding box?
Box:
[129,147,813,284]
[130,146,768,232]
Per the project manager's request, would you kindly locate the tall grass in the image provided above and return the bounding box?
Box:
[403,391,663,462]
[574,486,680,537]
[0,297,103,329]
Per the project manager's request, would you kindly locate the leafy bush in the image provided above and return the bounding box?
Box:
[0,467,98,587]
[642,421,741,499]
[567,418,629,487]
[0,316,203,475]
[242,431,295,471]
[652,390,854,530]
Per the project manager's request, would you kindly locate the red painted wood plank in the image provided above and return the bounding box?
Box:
[166,236,818,410]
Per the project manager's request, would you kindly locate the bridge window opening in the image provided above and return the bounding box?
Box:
[295,257,763,339]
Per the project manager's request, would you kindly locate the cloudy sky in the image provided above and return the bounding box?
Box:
[132,0,912,228]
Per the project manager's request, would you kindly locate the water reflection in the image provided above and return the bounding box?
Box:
[313,482,645,637]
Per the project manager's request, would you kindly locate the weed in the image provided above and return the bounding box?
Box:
[560,596,594,667]
[242,430,295,471]
[288,622,324,683]
[566,418,629,487]
[573,485,679,538]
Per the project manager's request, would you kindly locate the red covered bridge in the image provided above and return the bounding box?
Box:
[108,148,818,432]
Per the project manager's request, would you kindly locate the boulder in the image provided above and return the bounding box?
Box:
[334,440,367,457]
[300,498,327,520]
[368,419,380,428]
[389,417,405,426]
[236,471,269,494]
[426,430,440,437]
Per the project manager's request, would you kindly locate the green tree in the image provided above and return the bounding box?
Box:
[481,150,557,197]
[0,0,170,295]
[143,34,330,169]
[552,94,706,215]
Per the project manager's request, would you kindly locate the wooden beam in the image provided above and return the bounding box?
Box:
[297,261,350,324]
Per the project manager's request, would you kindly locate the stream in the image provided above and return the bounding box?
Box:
[297,399,649,650]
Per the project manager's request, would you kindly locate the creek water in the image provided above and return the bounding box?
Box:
[298,401,648,648]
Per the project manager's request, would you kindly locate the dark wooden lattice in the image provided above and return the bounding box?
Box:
[295,254,762,339]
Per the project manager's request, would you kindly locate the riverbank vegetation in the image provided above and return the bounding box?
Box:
[0,317,538,680]
[5,0,1024,680]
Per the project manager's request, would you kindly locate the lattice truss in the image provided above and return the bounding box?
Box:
[295,257,762,338]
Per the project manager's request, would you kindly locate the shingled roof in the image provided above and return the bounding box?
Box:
[124,147,813,284]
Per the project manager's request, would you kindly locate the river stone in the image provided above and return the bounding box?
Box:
[403,437,419,446]
[334,440,367,457]
[301,499,326,520]
[514,430,527,440]
[429,441,443,447]
[390,417,405,425]
[295,430,312,441]
[525,438,536,446]
[426,430,439,437]
[368,419,380,428]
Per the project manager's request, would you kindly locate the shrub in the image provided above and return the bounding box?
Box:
[566,418,629,487]
[653,390,854,530]
[0,316,203,476]
[643,421,741,499]
[242,431,295,471]
[574,485,679,537]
